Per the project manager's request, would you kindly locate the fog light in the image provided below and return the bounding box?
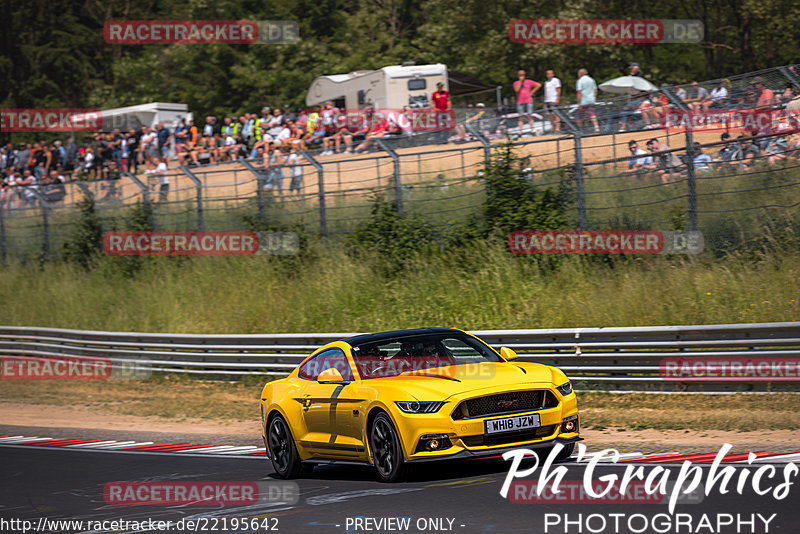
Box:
[561,415,579,433]
[416,434,452,453]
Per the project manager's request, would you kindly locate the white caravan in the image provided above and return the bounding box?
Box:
[305,63,448,110]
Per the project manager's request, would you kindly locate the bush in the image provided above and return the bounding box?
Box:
[63,194,103,270]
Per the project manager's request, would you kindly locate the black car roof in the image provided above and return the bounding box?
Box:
[343,328,462,346]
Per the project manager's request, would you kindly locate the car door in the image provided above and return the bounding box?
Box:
[297,348,365,459]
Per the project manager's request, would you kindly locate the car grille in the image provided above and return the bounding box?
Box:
[461,425,558,447]
[452,390,556,419]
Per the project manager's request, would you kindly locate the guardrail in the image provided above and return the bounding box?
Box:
[1,322,798,392]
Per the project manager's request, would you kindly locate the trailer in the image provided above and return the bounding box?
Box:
[306,63,449,110]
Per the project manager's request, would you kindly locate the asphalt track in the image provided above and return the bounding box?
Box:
[2,436,799,534]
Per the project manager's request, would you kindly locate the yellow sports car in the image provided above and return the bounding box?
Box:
[260,328,580,482]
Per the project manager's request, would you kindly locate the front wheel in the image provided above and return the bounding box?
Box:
[267,414,306,478]
[369,412,406,482]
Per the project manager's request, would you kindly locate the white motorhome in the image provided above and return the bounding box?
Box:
[306,63,448,110]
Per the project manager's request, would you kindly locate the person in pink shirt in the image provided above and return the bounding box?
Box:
[755,78,774,109]
[514,69,541,136]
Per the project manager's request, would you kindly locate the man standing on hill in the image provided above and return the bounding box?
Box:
[432,81,452,143]
[514,69,541,137]
[576,68,599,133]
[543,69,561,133]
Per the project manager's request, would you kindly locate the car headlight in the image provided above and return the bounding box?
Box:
[556,381,573,396]
[395,401,444,413]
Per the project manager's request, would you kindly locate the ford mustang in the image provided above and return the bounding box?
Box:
[260,328,580,482]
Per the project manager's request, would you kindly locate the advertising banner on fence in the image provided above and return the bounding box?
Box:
[508,230,703,255]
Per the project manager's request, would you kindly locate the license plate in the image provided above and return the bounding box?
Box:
[485,413,541,434]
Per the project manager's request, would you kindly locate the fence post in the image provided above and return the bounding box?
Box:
[0,205,6,263]
[124,171,156,229]
[376,139,404,214]
[299,150,327,240]
[662,88,698,232]
[30,190,51,258]
[466,123,491,166]
[572,134,588,230]
[178,165,204,231]
[239,160,267,222]
[553,107,587,230]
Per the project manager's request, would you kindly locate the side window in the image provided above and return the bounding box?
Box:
[408,79,426,91]
[298,348,353,381]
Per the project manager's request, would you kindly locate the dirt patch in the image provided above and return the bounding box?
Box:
[2,401,798,454]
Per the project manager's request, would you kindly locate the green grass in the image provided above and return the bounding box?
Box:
[0,239,798,333]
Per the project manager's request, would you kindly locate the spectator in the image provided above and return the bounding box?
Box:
[100,161,121,200]
[64,139,78,173]
[576,68,599,132]
[623,140,652,173]
[543,69,562,132]
[454,103,487,141]
[716,132,738,162]
[339,114,369,154]
[83,146,96,179]
[513,70,541,137]
[320,101,344,155]
[702,80,729,110]
[263,141,284,194]
[145,157,169,201]
[432,81,453,143]
[1,168,17,209]
[156,122,172,159]
[670,81,687,102]
[268,108,284,137]
[255,108,271,137]
[222,117,234,137]
[283,105,297,124]
[17,168,38,208]
[140,127,158,170]
[644,138,682,184]
[124,129,140,174]
[16,143,30,173]
[731,134,761,167]
[303,110,325,149]
[109,128,124,170]
[286,145,303,194]
[177,136,194,166]
[52,140,66,170]
[692,142,712,171]
[754,78,775,109]
[355,113,388,152]
[203,116,215,137]
[686,82,709,111]
[628,63,643,77]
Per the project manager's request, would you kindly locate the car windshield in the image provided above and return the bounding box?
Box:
[350,332,501,379]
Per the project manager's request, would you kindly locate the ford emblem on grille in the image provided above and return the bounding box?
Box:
[497,400,517,409]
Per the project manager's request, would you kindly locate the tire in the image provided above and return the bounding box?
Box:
[267,414,305,479]
[369,412,406,482]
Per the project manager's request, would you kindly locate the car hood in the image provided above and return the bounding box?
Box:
[370,361,556,401]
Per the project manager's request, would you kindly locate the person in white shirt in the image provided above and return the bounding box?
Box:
[145,157,169,201]
[623,140,653,173]
[703,80,729,110]
[1,169,16,209]
[286,147,303,194]
[543,69,562,132]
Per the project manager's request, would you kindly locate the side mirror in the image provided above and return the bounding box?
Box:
[500,347,518,361]
[317,367,346,384]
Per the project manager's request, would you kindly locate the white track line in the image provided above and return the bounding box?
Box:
[103,441,155,449]
[66,440,121,448]
[1,437,54,444]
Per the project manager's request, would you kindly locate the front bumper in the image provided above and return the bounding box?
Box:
[390,388,580,462]
[406,436,583,463]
